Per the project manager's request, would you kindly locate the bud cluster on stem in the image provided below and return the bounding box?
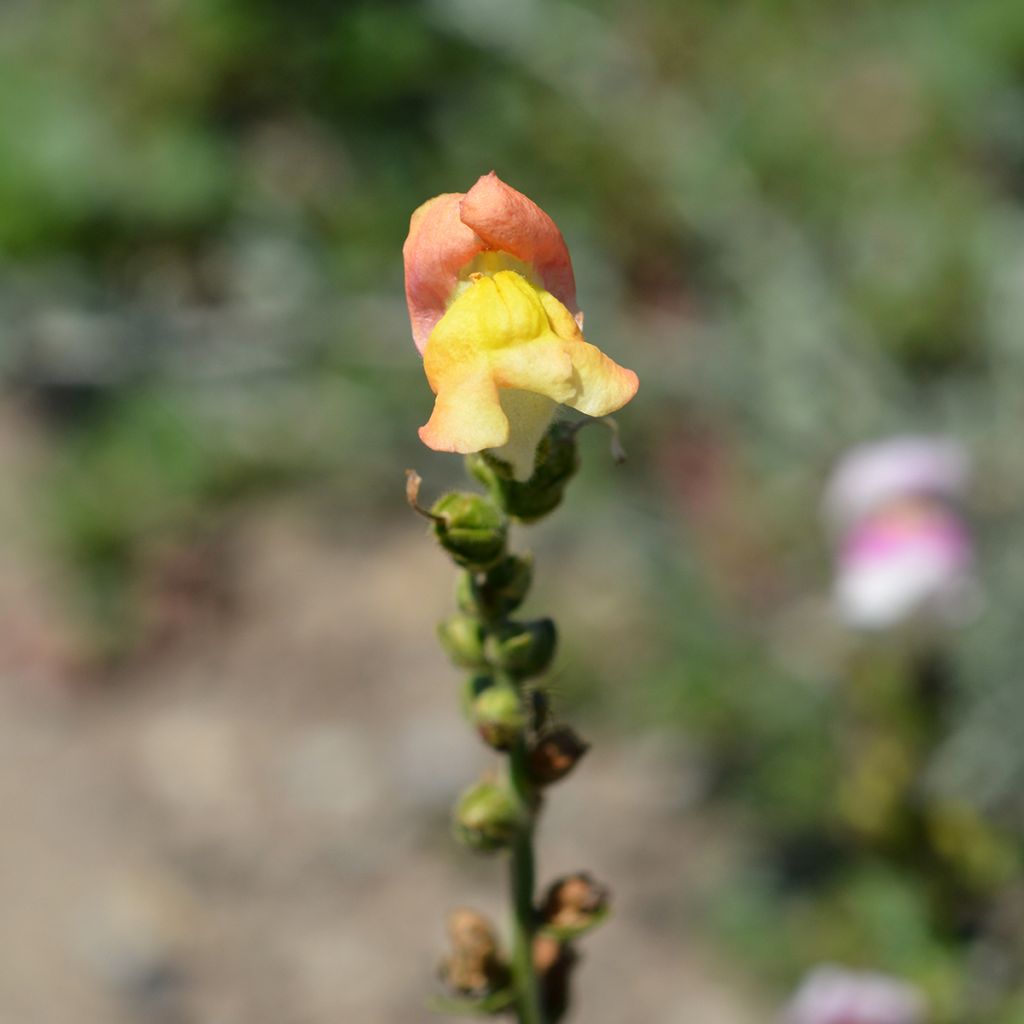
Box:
[410,421,612,1024]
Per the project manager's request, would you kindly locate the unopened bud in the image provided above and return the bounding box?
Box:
[440,909,510,997]
[437,614,487,669]
[470,421,580,523]
[453,779,522,852]
[471,683,526,750]
[430,492,507,569]
[458,555,534,621]
[528,727,590,785]
[492,619,557,678]
[540,873,610,934]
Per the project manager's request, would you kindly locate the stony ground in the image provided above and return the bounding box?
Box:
[0,409,763,1024]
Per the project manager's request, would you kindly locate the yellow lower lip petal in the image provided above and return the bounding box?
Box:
[419,269,638,473]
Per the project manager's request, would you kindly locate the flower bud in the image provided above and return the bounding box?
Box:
[470,421,581,523]
[492,618,557,678]
[533,934,577,1023]
[528,726,590,785]
[540,873,610,936]
[453,779,522,852]
[459,672,493,717]
[471,683,526,751]
[430,492,507,569]
[440,909,510,997]
[437,614,487,669]
[457,554,534,621]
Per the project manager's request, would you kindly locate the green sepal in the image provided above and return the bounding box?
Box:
[430,492,507,569]
[468,421,580,523]
[539,905,611,942]
[491,618,557,678]
[437,614,487,669]
[458,554,534,621]
[459,673,495,719]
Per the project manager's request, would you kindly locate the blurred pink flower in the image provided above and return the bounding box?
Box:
[823,437,975,631]
[783,965,927,1024]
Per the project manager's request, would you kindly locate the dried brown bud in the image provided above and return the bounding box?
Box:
[533,934,578,1022]
[532,933,563,974]
[528,727,590,785]
[540,873,610,931]
[440,909,509,997]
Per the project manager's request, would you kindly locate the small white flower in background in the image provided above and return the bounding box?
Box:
[823,437,976,631]
[783,965,928,1024]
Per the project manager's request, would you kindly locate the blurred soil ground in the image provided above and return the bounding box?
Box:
[0,402,760,1024]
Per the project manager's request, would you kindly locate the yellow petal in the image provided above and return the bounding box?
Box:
[490,338,575,403]
[418,269,637,470]
[489,390,557,481]
[538,291,639,417]
[419,362,508,454]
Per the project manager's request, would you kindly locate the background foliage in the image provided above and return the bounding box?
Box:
[4,0,1024,1018]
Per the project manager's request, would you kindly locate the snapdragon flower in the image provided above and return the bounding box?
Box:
[403,172,638,480]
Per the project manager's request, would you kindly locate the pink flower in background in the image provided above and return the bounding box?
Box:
[783,966,927,1024]
[823,437,975,631]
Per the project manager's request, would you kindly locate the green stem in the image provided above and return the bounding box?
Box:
[509,738,545,1024]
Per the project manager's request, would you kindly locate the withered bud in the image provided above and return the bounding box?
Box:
[437,614,487,669]
[471,683,526,751]
[430,492,507,569]
[540,873,610,932]
[528,727,590,785]
[453,778,522,853]
[533,934,578,1022]
[440,909,509,997]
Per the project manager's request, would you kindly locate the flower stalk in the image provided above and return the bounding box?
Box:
[415,430,618,1022]
[403,172,637,1022]
[508,737,543,1024]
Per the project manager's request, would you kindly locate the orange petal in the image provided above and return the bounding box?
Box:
[403,192,482,354]
[460,172,578,318]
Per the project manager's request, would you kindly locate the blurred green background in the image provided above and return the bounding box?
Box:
[4,1,1024,1021]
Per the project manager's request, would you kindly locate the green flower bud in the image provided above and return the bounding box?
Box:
[491,619,557,678]
[471,683,526,751]
[459,673,494,718]
[430,492,507,569]
[455,571,478,617]
[437,615,487,669]
[453,779,522,852]
[457,555,534,621]
[469,422,580,523]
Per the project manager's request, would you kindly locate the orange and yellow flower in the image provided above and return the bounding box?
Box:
[403,172,638,479]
